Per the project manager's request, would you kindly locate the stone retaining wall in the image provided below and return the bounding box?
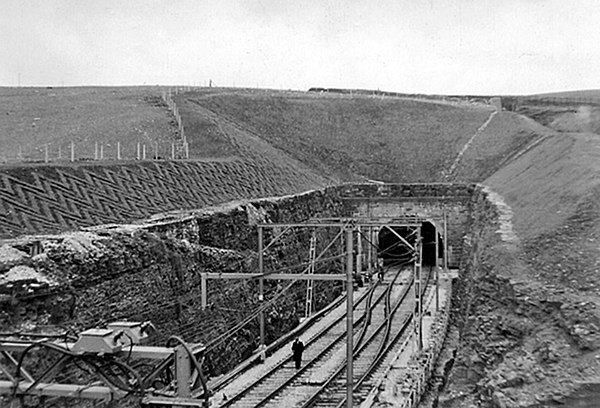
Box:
[0,183,481,379]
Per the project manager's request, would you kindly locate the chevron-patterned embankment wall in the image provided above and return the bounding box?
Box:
[0,159,328,239]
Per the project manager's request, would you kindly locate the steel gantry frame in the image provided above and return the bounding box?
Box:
[199,215,447,408]
[0,215,450,408]
[0,328,210,407]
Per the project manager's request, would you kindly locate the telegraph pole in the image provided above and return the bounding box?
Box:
[345,227,354,408]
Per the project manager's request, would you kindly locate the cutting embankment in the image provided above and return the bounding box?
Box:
[3,87,597,406]
[175,89,495,182]
[1,88,505,237]
[436,111,600,406]
[0,88,336,238]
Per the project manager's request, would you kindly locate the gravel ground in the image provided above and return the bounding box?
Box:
[210,268,414,407]
[210,285,369,407]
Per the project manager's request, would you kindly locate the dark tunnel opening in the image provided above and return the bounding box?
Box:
[378,222,443,267]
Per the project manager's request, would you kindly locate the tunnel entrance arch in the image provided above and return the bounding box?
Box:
[377,221,443,267]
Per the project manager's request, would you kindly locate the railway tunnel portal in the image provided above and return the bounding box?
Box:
[378,221,442,267]
[0,182,490,407]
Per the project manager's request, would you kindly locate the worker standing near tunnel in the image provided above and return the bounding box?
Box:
[292,338,305,369]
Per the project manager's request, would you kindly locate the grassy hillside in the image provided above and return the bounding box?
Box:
[531,89,600,99]
[486,131,600,239]
[179,90,494,182]
[452,111,554,181]
[0,87,178,163]
[0,86,557,237]
[518,104,600,134]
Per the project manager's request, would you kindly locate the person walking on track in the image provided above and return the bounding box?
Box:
[292,338,305,369]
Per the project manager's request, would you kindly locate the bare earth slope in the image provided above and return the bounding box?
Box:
[439,129,600,407]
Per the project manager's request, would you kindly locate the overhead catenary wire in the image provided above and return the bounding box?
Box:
[202,224,351,348]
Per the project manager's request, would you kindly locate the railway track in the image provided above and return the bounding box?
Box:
[211,260,420,408]
[302,266,433,408]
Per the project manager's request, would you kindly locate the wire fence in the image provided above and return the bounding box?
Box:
[0,139,189,164]
[1,86,196,165]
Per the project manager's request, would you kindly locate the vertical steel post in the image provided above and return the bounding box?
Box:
[175,345,191,398]
[258,226,265,359]
[44,145,48,163]
[201,273,207,310]
[70,141,74,162]
[418,232,423,350]
[414,229,423,351]
[345,227,354,408]
[117,141,121,160]
[137,143,141,160]
[143,144,147,160]
[356,226,362,277]
[340,229,345,276]
[443,209,448,272]
[367,227,373,279]
[100,144,104,160]
[435,224,439,311]
[94,142,98,160]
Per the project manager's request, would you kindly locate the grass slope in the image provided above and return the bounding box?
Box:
[0,87,178,163]
[486,131,600,239]
[181,90,494,182]
[453,111,554,182]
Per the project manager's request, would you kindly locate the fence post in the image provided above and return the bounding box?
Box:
[137,143,141,160]
[142,144,147,160]
[100,144,104,160]
[70,141,75,162]
[117,142,121,160]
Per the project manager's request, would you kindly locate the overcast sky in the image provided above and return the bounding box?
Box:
[2,0,600,95]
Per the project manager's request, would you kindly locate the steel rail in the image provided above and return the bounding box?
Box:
[334,266,434,408]
[213,266,386,408]
[301,266,432,408]
[215,286,374,408]
[246,261,410,408]
[215,261,409,408]
[302,266,419,408]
